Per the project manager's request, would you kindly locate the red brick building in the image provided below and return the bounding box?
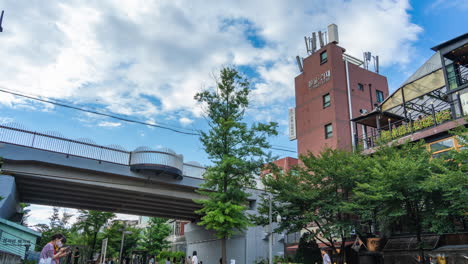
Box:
[293,39,389,156]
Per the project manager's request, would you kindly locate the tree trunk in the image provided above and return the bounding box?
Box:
[90,230,98,260]
[416,222,424,263]
[222,236,227,264]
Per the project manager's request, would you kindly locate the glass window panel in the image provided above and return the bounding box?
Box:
[323,93,331,108]
[432,151,451,159]
[446,64,458,90]
[430,139,454,152]
[376,90,385,103]
[320,51,328,64]
[358,83,364,91]
[325,123,333,138]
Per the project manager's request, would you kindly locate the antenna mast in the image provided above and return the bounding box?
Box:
[0,10,4,32]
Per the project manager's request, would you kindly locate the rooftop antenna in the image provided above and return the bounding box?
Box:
[304,36,311,55]
[375,56,379,73]
[318,30,324,48]
[312,32,317,52]
[363,52,380,73]
[0,10,4,32]
[363,52,372,70]
[296,56,304,72]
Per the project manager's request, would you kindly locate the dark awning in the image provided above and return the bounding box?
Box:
[383,235,440,252]
[351,110,405,128]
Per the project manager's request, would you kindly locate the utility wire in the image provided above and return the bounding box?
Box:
[0,88,199,136]
[0,86,198,133]
[0,88,297,153]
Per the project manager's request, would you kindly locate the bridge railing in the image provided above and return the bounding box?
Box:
[0,124,130,165]
[0,124,206,178]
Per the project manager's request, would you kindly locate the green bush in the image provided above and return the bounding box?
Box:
[157,251,185,262]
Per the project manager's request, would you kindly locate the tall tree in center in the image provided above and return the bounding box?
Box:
[194,67,278,263]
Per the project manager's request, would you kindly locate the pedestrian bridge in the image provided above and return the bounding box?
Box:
[0,123,207,220]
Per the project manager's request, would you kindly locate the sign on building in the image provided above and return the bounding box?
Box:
[308,70,331,89]
[288,108,297,141]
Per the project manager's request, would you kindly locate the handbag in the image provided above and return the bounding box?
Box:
[39,257,52,264]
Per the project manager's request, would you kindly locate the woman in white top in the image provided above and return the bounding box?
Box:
[191,251,198,264]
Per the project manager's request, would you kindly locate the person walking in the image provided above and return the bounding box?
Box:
[191,251,198,264]
[185,256,191,264]
[39,234,70,264]
[321,249,331,264]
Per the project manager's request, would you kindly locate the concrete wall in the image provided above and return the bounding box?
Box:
[184,190,284,264]
[185,223,284,264]
[0,175,19,220]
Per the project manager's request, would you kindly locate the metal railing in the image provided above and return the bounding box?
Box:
[357,108,457,150]
[0,123,206,178]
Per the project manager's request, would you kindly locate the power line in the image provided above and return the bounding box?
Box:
[0,88,200,136]
[0,86,198,133]
[0,88,297,153]
[270,147,296,153]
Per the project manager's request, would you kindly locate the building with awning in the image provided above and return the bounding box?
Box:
[352,33,468,153]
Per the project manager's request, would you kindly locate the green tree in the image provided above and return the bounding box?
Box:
[194,67,278,263]
[254,148,369,264]
[138,218,171,256]
[353,141,467,260]
[101,221,142,259]
[73,210,115,259]
[34,207,73,250]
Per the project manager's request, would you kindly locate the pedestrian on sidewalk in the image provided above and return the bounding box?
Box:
[39,234,70,264]
[191,251,198,264]
[321,249,331,264]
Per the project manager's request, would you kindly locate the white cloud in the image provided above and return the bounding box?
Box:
[27,205,139,228]
[0,117,14,124]
[0,0,422,123]
[179,117,193,125]
[97,121,122,127]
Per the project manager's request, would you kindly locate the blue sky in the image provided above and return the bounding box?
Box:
[1,0,467,225]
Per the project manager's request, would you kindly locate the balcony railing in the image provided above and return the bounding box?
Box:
[357,109,457,149]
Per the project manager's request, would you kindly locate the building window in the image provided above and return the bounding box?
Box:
[376,90,384,103]
[323,93,331,108]
[249,200,256,210]
[358,83,364,91]
[427,136,467,159]
[320,51,328,64]
[325,123,333,139]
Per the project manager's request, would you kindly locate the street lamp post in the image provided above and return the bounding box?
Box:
[119,229,133,264]
[269,195,272,264]
[268,194,282,264]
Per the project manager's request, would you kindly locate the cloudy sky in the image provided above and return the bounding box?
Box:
[0,0,466,226]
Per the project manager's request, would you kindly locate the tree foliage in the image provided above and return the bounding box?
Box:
[101,221,142,258]
[353,140,467,259]
[138,218,171,257]
[35,207,73,250]
[256,132,467,263]
[72,210,115,258]
[254,149,369,264]
[194,67,278,263]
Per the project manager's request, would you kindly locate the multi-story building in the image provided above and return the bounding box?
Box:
[283,29,467,261]
[291,24,389,156]
[353,33,467,156]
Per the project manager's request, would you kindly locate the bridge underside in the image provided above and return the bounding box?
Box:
[14,174,201,220]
